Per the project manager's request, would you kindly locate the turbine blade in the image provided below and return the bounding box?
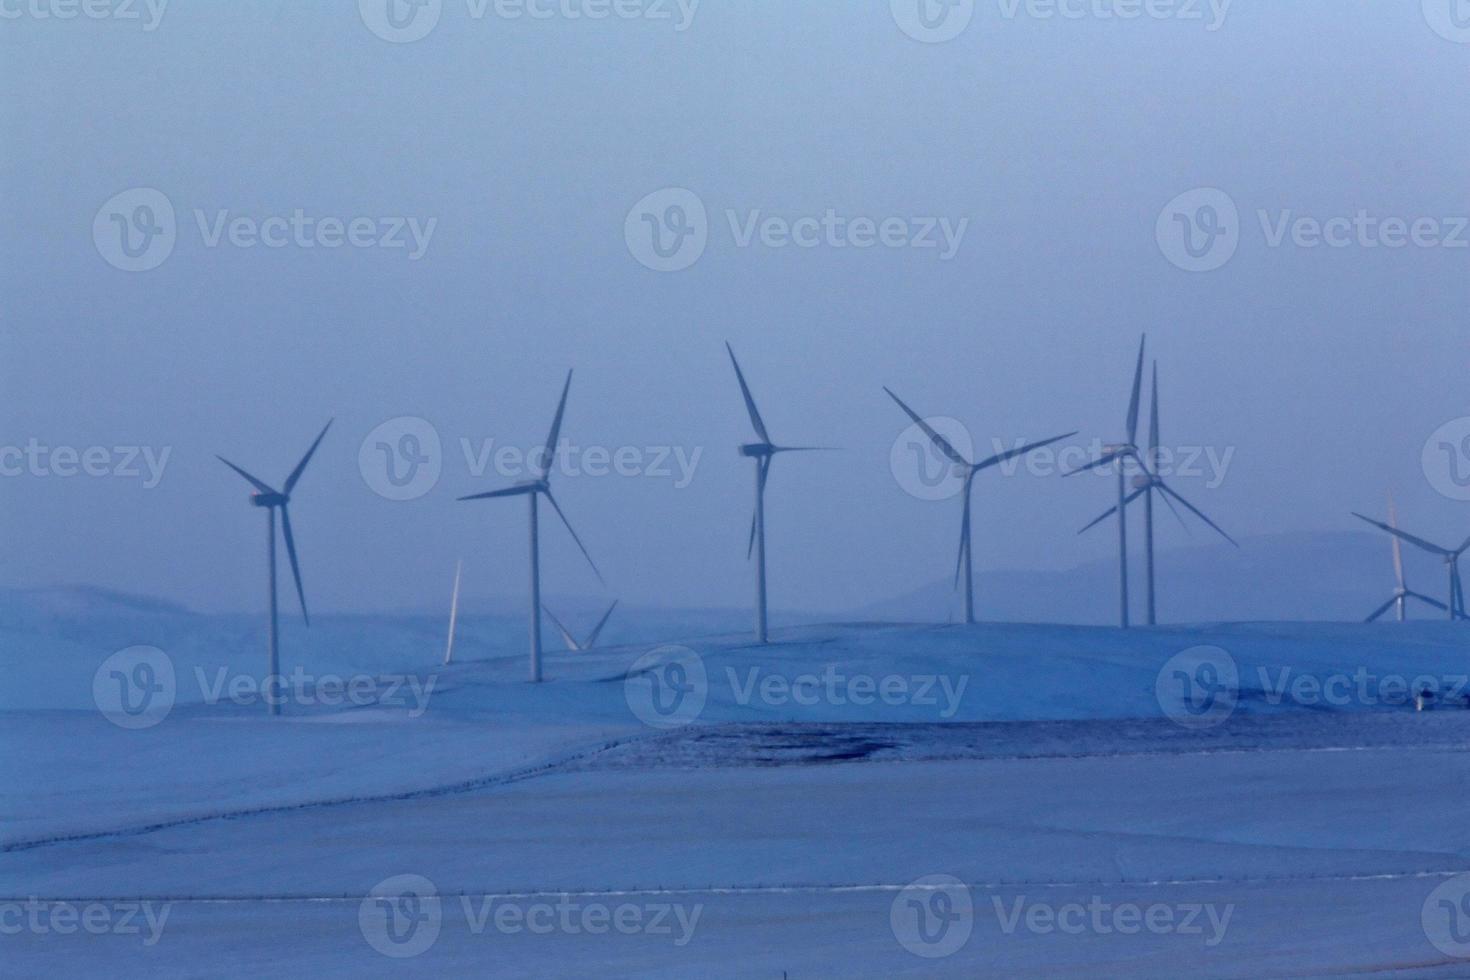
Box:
[540,604,580,651]
[1387,493,1406,590]
[883,387,969,467]
[459,484,536,501]
[1077,487,1145,536]
[280,504,309,626]
[1148,361,1160,461]
[771,446,839,454]
[1365,597,1397,623]
[284,420,333,495]
[217,456,278,496]
[539,370,574,480]
[1063,449,1125,477]
[1159,482,1238,547]
[1125,335,1146,444]
[1351,513,1451,556]
[746,456,770,560]
[726,343,771,443]
[542,488,604,585]
[1156,484,1191,534]
[586,600,619,649]
[973,430,1078,473]
[1409,591,1449,612]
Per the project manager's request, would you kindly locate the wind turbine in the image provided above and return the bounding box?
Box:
[542,600,619,651]
[883,387,1074,624]
[217,420,332,716]
[459,370,603,682]
[1352,510,1468,623]
[444,559,463,665]
[726,343,827,644]
[1077,361,1237,625]
[1065,335,1148,628]
[1359,496,1448,622]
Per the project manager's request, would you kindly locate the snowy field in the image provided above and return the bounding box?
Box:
[7,602,1470,977]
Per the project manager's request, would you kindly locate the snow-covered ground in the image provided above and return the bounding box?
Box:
[6,605,1470,977]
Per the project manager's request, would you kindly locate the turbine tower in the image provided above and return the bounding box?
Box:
[1360,495,1447,622]
[217,420,332,716]
[1065,335,1148,628]
[542,600,619,651]
[460,370,603,681]
[883,387,1074,624]
[1077,361,1236,625]
[726,343,826,644]
[1352,510,1468,622]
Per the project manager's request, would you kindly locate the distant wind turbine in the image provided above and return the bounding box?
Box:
[217,420,332,716]
[542,600,618,651]
[726,343,829,644]
[1065,335,1149,628]
[459,370,603,682]
[444,559,463,665]
[884,386,1074,624]
[1352,510,1468,623]
[1077,361,1236,625]
[1359,496,1447,622]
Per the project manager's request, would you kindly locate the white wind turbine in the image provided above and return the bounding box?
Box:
[883,386,1074,624]
[459,371,603,681]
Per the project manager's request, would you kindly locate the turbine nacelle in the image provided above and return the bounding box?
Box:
[251,492,288,508]
[739,443,775,458]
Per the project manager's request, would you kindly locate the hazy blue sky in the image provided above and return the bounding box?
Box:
[3,1,1469,614]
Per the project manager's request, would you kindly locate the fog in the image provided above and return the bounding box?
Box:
[3,1,1468,614]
